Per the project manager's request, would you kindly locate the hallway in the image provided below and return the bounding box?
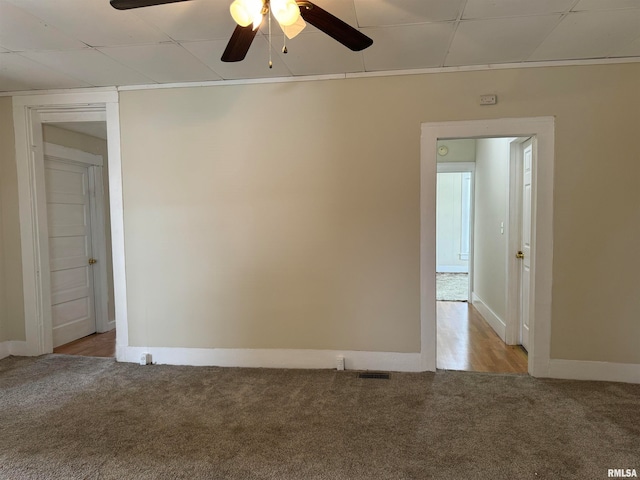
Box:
[437,301,528,373]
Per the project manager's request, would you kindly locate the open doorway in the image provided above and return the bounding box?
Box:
[435,137,530,373]
[41,122,116,358]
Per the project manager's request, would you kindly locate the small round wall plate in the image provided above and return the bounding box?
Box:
[438,145,449,156]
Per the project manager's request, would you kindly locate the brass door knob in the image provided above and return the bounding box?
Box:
[89,258,97,265]
[516,251,524,259]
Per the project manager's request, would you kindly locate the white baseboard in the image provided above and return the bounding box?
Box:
[547,359,640,384]
[117,346,422,372]
[98,321,116,333]
[0,341,28,359]
[436,266,469,273]
[471,292,506,342]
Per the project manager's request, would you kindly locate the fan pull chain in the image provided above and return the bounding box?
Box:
[282,30,288,54]
[268,11,273,68]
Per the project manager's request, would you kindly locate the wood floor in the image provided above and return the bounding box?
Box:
[437,301,528,374]
[53,329,116,357]
[52,305,526,372]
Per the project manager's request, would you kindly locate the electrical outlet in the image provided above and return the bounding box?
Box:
[336,355,345,371]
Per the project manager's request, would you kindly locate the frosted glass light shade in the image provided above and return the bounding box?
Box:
[230,0,264,28]
[271,0,300,26]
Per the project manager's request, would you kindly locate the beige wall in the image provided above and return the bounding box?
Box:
[0,96,25,341]
[42,124,115,326]
[119,63,640,363]
[473,138,511,321]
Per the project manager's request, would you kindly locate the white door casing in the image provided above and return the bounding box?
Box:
[45,159,98,347]
[13,91,127,356]
[421,118,555,378]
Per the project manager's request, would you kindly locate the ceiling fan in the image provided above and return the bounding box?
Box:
[110,0,373,63]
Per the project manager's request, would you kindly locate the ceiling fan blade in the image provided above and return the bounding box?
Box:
[297,1,372,51]
[110,0,192,10]
[221,25,259,62]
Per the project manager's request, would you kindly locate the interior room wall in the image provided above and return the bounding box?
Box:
[436,172,468,273]
[0,169,6,343]
[42,125,115,327]
[119,62,640,364]
[436,139,476,163]
[0,97,25,342]
[472,138,511,322]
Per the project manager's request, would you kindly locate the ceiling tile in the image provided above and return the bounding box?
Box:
[276,31,364,76]
[255,0,358,37]
[20,49,153,87]
[133,0,234,42]
[462,0,574,19]
[529,9,640,61]
[182,37,291,80]
[0,1,87,51]
[362,23,454,71]
[355,0,464,26]
[99,43,220,83]
[612,36,640,57]
[573,0,640,11]
[0,53,89,91]
[446,15,561,66]
[5,0,170,47]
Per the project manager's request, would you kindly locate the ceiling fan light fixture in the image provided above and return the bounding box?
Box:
[230,0,264,28]
[271,0,300,26]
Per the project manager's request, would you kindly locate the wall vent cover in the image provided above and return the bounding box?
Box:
[358,372,390,380]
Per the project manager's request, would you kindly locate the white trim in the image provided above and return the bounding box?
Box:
[0,341,28,359]
[117,346,422,372]
[471,292,506,342]
[117,57,640,92]
[13,92,126,356]
[436,162,476,173]
[0,57,638,98]
[44,142,103,166]
[11,91,118,105]
[105,102,129,349]
[548,360,640,384]
[421,117,555,377]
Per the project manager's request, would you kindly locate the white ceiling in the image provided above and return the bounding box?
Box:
[0,0,639,92]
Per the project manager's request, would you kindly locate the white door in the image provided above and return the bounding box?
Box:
[45,159,97,347]
[519,140,533,351]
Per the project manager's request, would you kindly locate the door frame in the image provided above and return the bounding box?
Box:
[13,90,128,356]
[43,142,111,341]
[436,161,475,302]
[420,118,555,377]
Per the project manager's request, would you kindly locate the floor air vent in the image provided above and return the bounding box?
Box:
[358,372,390,380]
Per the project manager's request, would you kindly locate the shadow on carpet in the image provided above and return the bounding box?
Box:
[1,355,638,480]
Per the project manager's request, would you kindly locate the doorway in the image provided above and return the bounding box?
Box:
[420,117,555,377]
[40,122,116,358]
[13,92,127,359]
[435,137,529,373]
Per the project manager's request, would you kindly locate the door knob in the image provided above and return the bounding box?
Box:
[516,251,524,259]
[88,258,97,265]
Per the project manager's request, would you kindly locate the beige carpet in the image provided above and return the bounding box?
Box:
[1,355,639,479]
